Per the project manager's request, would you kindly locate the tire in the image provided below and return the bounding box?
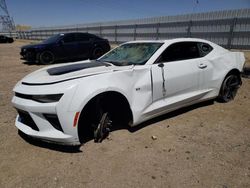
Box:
[8,39,14,43]
[218,74,241,102]
[39,51,55,64]
[92,47,103,59]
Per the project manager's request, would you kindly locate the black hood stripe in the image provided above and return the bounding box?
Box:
[21,73,102,86]
[47,61,110,76]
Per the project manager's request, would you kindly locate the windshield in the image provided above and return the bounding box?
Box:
[99,42,163,66]
[42,34,63,44]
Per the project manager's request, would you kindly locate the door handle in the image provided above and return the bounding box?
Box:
[198,63,207,69]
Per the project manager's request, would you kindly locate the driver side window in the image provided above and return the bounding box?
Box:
[62,34,76,43]
[156,42,200,63]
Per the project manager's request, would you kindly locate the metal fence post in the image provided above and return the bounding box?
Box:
[134,24,137,41]
[156,23,160,40]
[187,20,192,37]
[99,26,102,37]
[227,17,237,49]
[115,25,117,44]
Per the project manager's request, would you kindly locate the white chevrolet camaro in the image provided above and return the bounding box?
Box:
[12,38,245,145]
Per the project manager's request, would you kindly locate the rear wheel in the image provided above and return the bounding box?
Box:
[40,51,55,64]
[8,39,13,43]
[218,74,241,102]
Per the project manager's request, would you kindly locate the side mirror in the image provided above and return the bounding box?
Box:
[158,63,164,68]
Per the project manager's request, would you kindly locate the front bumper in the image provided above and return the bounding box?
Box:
[15,116,78,145]
[12,93,81,146]
[20,50,38,62]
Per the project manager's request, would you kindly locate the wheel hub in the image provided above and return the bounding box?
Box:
[94,112,112,143]
[224,75,240,101]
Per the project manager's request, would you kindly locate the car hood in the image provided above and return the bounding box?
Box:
[21,43,49,49]
[21,60,134,85]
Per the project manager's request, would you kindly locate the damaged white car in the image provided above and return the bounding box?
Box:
[12,38,245,145]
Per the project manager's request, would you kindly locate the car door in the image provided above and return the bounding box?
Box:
[60,33,79,59]
[151,42,203,111]
[75,33,93,59]
[196,42,214,92]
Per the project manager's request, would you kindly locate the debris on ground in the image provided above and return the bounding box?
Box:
[151,135,157,140]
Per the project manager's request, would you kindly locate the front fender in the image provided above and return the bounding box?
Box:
[68,66,152,126]
[68,71,133,113]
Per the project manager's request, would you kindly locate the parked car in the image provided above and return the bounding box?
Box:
[12,38,245,145]
[20,32,110,64]
[0,35,14,43]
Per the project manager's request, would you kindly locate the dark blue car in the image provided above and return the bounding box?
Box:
[20,32,110,64]
[0,35,14,43]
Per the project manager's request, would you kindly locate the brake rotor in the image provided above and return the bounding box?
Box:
[94,112,112,143]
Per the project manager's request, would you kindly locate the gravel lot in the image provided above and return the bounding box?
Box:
[0,40,250,188]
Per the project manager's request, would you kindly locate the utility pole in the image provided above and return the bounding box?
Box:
[0,0,15,31]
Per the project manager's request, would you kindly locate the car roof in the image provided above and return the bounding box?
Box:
[59,32,95,36]
[57,32,100,38]
[122,38,228,65]
[124,38,227,52]
[125,38,214,44]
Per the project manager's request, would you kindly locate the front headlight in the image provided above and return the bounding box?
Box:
[32,94,63,103]
[21,48,27,52]
[15,93,63,103]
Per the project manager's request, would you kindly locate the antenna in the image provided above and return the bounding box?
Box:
[0,0,15,31]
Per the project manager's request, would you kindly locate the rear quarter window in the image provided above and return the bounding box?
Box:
[198,43,213,57]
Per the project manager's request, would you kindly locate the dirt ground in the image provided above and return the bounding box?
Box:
[0,40,250,188]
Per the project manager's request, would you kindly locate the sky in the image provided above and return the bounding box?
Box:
[3,0,250,28]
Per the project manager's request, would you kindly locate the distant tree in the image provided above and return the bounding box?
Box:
[15,24,31,31]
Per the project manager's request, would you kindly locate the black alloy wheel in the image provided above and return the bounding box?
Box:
[92,47,103,59]
[40,51,55,64]
[218,74,241,102]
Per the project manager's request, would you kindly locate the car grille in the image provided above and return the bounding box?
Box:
[20,50,36,61]
[17,109,39,131]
